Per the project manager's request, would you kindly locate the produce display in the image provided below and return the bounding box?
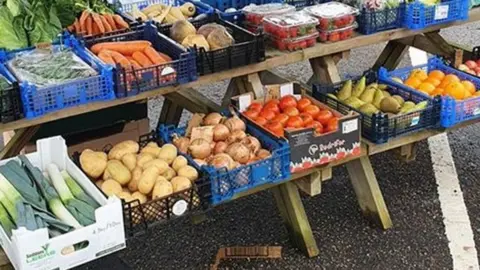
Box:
[171,112,272,169]
[79,140,199,205]
[262,12,318,39]
[170,20,235,52]
[242,95,340,137]
[318,23,357,43]
[0,155,100,238]
[90,39,176,79]
[269,33,318,51]
[6,48,98,87]
[394,69,480,100]
[126,2,202,25]
[242,3,296,26]
[67,10,129,36]
[304,2,359,31]
[334,76,428,115]
[457,59,480,77]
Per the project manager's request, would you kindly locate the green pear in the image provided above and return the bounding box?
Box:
[344,96,365,109]
[352,77,366,97]
[327,93,338,100]
[399,101,415,113]
[382,90,391,98]
[373,89,385,109]
[359,87,376,104]
[380,96,401,113]
[392,95,405,106]
[359,103,380,116]
[337,80,352,101]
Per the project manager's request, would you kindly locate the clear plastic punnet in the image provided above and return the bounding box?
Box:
[268,32,318,51]
[304,2,359,30]
[263,12,318,39]
[317,22,357,43]
[242,3,296,25]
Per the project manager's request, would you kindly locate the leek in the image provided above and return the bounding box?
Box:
[62,171,100,208]
[47,164,94,226]
[0,202,14,238]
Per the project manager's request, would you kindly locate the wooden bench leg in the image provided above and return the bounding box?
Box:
[157,98,184,129]
[346,156,392,230]
[397,142,418,163]
[271,181,319,257]
[373,40,409,70]
[0,126,40,159]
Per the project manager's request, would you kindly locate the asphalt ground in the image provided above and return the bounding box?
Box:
[78,22,480,269]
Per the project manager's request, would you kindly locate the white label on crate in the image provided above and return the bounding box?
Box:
[280,83,294,97]
[474,107,480,115]
[411,116,420,126]
[172,200,188,216]
[238,94,252,112]
[435,5,449,20]
[342,119,358,134]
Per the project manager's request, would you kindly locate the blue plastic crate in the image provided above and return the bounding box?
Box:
[357,4,405,35]
[312,72,441,143]
[0,44,115,119]
[208,0,312,24]
[158,122,290,205]
[75,23,197,98]
[119,0,214,25]
[379,57,480,128]
[403,0,469,30]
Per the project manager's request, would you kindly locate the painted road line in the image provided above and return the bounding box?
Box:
[408,47,479,270]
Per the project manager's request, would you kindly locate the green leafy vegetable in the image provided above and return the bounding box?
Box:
[0,7,28,50]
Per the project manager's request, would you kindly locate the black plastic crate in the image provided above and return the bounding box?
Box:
[72,132,209,237]
[357,5,405,35]
[157,15,265,75]
[312,72,441,143]
[80,23,197,98]
[0,64,23,123]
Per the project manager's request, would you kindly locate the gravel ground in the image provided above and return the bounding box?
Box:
[78,22,480,270]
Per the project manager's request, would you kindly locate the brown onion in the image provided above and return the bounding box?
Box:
[226,130,247,144]
[194,159,208,166]
[256,149,272,159]
[172,135,190,153]
[210,141,216,150]
[213,141,228,154]
[209,154,235,170]
[203,112,223,126]
[226,142,251,164]
[213,124,230,142]
[224,117,246,132]
[188,138,211,159]
[241,136,261,153]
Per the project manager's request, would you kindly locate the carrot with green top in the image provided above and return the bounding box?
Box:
[113,14,129,29]
[91,13,105,33]
[86,15,93,35]
[100,15,113,33]
[103,13,117,30]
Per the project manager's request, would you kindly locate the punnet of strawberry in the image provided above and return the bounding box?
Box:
[304,1,359,31]
[263,11,318,39]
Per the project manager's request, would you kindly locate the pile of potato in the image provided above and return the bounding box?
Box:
[79,140,199,205]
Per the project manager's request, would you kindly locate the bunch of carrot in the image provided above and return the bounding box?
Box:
[67,10,129,36]
[91,40,173,69]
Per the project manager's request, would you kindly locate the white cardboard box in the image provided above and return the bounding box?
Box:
[0,136,126,270]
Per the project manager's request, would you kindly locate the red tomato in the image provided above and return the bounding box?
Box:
[299,113,313,126]
[329,32,340,42]
[319,18,329,30]
[286,116,303,128]
[265,121,284,137]
[248,102,263,112]
[272,113,289,125]
[263,102,280,114]
[326,117,338,132]
[297,98,312,111]
[303,105,321,117]
[306,120,323,134]
[289,27,298,38]
[279,95,297,111]
[265,99,279,106]
[255,116,268,126]
[243,109,260,119]
[283,106,299,117]
[259,109,276,121]
[315,110,333,125]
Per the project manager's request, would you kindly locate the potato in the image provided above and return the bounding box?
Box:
[95,180,104,189]
[80,149,107,178]
[137,153,154,167]
[128,167,143,192]
[108,140,139,160]
[106,160,131,186]
[172,156,188,172]
[158,144,177,165]
[156,175,168,184]
[117,191,133,202]
[177,165,198,182]
[170,176,192,192]
[141,146,161,157]
[146,142,159,148]
[101,179,122,197]
[162,167,176,181]
[122,187,130,193]
[103,169,112,181]
[142,159,168,174]
[131,191,147,204]
[121,153,137,171]
[152,178,173,199]
[138,167,160,194]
